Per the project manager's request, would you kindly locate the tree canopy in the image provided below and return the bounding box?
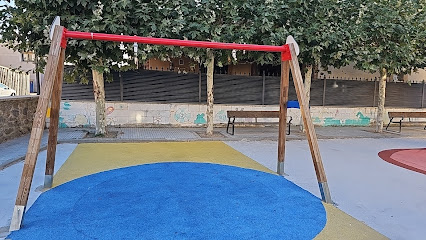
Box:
[347,0,425,132]
[1,0,424,79]
[351,0,425,75]
[1,0,141,82]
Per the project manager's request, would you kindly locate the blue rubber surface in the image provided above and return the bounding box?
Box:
[8,162,326,239]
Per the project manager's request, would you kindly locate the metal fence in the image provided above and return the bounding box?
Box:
[0,66,31,96]
[61,69,426,108]
[310,77,425,108]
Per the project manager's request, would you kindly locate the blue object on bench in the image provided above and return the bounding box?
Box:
[287,100,300,109]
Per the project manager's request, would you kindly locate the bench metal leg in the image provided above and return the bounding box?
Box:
[386,117,403,133]
[232,118,235,135]
[287,116,292,135]
[385,117,393,131]
[226,118,231,134]
[226,117,235,135]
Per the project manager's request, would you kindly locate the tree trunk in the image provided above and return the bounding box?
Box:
[376,68,387,132]
[206,50,214,136]
[304,65,313,106]
[92,68,106,135]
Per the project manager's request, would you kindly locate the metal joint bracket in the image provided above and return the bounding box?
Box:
[44,175,53,189]
[9,205,25,231]
[318,182,332,204]
[277,162,285,176]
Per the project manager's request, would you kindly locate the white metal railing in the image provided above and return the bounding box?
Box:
[0,65,30,96]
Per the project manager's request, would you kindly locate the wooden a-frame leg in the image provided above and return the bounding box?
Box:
[44,48,65,189]
[287,43,332,203]
[277,60,290,176]
[10,26,65,232]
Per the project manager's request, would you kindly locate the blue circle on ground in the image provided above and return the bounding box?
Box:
[9,162,326,240]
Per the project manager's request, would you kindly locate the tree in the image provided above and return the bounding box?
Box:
[131,0,247,135]
[135,0,360,133]
[1,0,267,136]
[268,0,359,106]
[0,0,50,78]
[202,0,360,107]
[0,0,139,135]
[351,0,426,132]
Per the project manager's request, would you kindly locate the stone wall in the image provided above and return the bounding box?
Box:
[0,96,38,143]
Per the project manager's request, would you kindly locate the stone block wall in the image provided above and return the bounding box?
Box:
[0,96,38,143]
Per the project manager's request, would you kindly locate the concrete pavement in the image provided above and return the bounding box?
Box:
[0,125,425,239]
[1,125,424,170]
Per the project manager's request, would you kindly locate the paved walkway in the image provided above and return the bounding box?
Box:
[1,125,424,169]
[0,129,86,170]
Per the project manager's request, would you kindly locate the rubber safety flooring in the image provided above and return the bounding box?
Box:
[8,142,386,240]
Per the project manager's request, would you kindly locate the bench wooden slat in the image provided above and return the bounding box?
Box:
[227,111,279,118]
[388,112,426,118]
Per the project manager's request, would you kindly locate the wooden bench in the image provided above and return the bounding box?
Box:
[226,111,293,135]
[226,101,300,135]
[385,111,426,133]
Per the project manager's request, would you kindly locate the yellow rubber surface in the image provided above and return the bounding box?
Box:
[317,204,388,240]
[53,142,387,240]
[53,142,274,187]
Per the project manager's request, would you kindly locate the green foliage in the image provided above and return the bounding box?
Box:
[1,0,423,79]
[267,0,360,69]
[0,0,356,73]
[130,0,253,65]
[351,0,425,75]
[0,0,140,82]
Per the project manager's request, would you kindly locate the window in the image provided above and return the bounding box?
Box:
[21,52,35,62]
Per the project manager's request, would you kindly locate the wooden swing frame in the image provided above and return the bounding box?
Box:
[9,25,332,231]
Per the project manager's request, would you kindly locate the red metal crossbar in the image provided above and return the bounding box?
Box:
[64,29,291,61]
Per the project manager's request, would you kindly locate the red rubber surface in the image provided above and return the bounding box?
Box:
[378,148,426,175]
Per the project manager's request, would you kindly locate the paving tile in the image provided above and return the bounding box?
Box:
[115,128,200,140]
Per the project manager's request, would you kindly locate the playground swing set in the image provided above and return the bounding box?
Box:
[10,24,333,231]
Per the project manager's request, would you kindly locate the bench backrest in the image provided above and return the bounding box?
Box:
[227,101,299,118]
[388,111,426,118]
[227,111,279,118]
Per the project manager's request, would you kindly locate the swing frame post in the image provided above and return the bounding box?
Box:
[10,25,67,231]
[287,43,332,203]
[277,54,290,176]
[44,44,66,189]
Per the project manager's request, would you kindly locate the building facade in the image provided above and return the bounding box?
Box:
[0,45,38,92]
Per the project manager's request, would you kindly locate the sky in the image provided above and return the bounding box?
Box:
[0,1,14,6]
